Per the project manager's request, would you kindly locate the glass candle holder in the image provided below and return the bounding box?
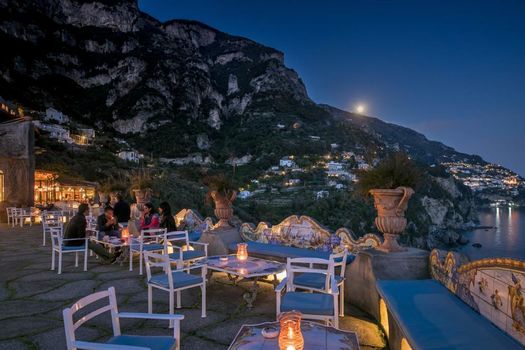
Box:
[278,311,304,350]
[236,242,248,261]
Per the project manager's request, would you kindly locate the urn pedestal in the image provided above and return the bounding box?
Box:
[370,186,414,253]
[211,190,237,229]
[133,189,152,210]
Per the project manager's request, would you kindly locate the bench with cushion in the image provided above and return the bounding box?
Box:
[232,215,381,263]
[377,249,525,350]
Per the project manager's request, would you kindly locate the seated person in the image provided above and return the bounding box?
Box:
[158,201,177,232]
[113,194,131,224]
[64,204,119,264]
[97,206,120,239]
[139,202,160,233]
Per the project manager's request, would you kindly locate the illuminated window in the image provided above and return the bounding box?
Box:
[0,170,4,202]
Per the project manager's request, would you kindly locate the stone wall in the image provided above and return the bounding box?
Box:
[0,117,34,221]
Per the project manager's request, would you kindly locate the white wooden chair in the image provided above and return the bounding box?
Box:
[63,286,184,350]
[11,208,32,227]
[50,227,88,274]
[144,251,207,326]
[163,231,208,269]
[129,228,166,275]
[42,214,63,246]
[292,249,348,316]
[6,207,15,226]
[275,257,339,328]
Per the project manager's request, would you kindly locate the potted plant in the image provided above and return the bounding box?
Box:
[98,173,129,205]
[129,169,154,205]
[357,153,420,252]
[204,174,238,229]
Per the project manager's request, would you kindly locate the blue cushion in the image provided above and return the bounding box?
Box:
[281,292,334,316]
[294,273,344,290]
[169,250,206,261]
[107,335,176,350]
[228,242,355,264]
[377,280,523,350]
[188,230,202,242]
[61,245,85,251]
[149,271,203,289]
[131,243,164,252]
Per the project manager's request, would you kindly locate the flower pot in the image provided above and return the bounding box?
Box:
[211,190,237,229]
[369,186,414,252]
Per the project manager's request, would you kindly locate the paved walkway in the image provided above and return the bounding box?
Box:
[0,224,386,349]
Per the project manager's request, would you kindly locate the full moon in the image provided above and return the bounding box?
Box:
[356,104,366,114]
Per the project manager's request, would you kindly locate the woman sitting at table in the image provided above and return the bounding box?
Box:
[139,202,160,232]
[158,201,177,232]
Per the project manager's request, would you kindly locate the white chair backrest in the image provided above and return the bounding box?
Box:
[144,251,173,285]
[63,287,121,350]
[286,257,334,292]
[329,249,348,279]
[50,227,64,248]
[141,228,167,239]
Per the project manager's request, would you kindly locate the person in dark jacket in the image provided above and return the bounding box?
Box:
[64,204,117,263]
[97,206,120,239]
[113,194,131,223]
[158,201,177,232]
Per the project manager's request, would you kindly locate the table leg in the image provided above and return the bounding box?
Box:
[243,278,259,309]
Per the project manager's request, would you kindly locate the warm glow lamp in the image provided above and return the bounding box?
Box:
[278,311,304,350]
[236,242,248,261]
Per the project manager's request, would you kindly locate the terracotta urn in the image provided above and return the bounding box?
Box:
[369,186,414,252]
[133,188,152,207]
[211,190,237,228]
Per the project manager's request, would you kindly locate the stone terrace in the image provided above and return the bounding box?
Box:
[0,224,386,350]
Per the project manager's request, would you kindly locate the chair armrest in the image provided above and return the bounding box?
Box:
[73,341,149,350]
[189,241,208,247]
[275,277,288,293]
[117,312,185,321]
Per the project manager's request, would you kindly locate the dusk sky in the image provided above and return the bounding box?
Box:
[139,0,525,176]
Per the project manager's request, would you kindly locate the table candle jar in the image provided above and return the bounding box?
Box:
[278,311,304,350]
[237,243,248,261]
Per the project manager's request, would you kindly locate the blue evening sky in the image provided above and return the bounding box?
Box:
[139,0,525,176]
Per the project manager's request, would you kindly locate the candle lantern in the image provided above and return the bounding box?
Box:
[278,311,304,350]
[121,227,130,241]
[236,242,248,261]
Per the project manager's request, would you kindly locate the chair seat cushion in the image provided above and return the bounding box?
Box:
[188,230,202,242]
[281,292,334,316]
[131,243,164,252]
[228,242,355,264]
[107,335,176,350]
[168,250,206,261]
[377,280,523,350]
[149,271,203,289]
[61,245,85,251]
[294,273,344,290]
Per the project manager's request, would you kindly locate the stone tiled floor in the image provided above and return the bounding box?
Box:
[0,224,387,349]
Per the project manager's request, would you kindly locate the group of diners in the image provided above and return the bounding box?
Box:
[63,195,178,265]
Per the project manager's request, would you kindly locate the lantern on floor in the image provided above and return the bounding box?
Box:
[236,242,248,261]
[278,311,304,350]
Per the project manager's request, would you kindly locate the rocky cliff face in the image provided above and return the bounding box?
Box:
[0,0,308,139]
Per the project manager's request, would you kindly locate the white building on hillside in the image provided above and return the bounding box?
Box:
[238,190,253,199]
[118,150,140,163]
[44,108,70,124]
[280,157,296,168]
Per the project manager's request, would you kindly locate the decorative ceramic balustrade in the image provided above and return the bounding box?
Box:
[174,209,214,232]
[430,249,525,346]
[240,215,381,254]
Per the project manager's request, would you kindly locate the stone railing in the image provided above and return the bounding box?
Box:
[240,215,381,253]
[430,249,525,345]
